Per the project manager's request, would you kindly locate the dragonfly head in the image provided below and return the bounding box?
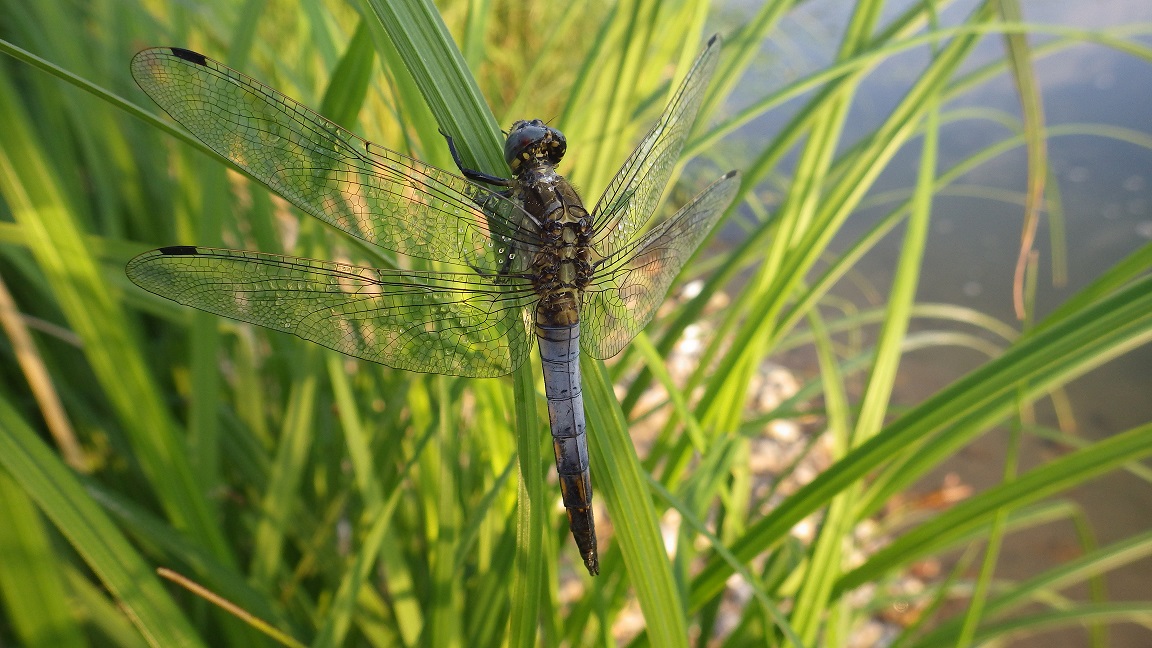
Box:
[504,119,566,174]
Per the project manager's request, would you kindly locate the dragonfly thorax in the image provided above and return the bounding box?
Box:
[504,119,566,174]
[521,164,594,328]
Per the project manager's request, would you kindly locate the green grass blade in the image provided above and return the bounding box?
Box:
[837,420,1152,594]
[0,468,86,647]
[690,275,1152,606]
[956,603,1152,646]
[249,351,320,585]
[357,0,503,172]
[583,357,688,648]
[909,529,1152,646]
[508,366,547,648]
[0,65,233,562]
[0,399,203,647]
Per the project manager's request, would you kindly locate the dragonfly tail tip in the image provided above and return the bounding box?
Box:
[585,554,599,576]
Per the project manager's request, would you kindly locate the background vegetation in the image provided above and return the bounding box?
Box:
[1,0,1151,646]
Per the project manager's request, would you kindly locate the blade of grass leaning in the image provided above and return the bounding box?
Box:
[845,288,1152,558]
[960,369,1027,642]
[879,501,1086,569]
[997,0,1049,319]
[357,0,503,172]
[582,356,689,648]
[836,420,1152,594]
[0,468,86,647]
[64,567,150,648]
[326,352,382,507]
[157,569,306,648]
[248,349,320,586]
[955,602,1152,646]
[86,485,291,632]
[789,305,855,644]
[0,37,219,159]
[508,365,548,648]
[312,419,440,647]
[801,76,940,640]
[908,529,1152,647]
[690,275,1152,606]
[857,262,1152,513]
[319,19,377,128]
[0,270,82,468]
[646,476,804,646]
[184,158,226,511]
[356,0,549,636]
[0,65,233,561]
[312,479,418,648]
[0,399,202,648]
[428,376,464,646]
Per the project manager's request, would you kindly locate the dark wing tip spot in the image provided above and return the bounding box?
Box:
[723,169,739,180]
[158,245,200,255]
[707,33,721,47]
[169,48,208,65]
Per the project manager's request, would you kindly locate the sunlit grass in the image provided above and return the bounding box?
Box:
[2,0,1152,646]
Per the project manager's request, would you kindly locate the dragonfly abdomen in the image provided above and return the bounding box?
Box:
[536,320,598,576]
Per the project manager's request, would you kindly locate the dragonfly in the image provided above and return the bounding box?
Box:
[126,35,739,576]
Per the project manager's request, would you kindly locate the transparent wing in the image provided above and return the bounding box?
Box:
[131,48,539,274]
[127,246,537,377]
[588,35,722,260]
[581,171,739,359]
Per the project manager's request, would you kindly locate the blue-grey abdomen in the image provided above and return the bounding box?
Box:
[537,322,598,575]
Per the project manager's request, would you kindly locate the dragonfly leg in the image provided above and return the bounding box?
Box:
[440,130,514,187]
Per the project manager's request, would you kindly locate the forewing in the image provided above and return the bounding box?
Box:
[131,48,538,273]
[589,35,722,259]
[127,246,537,377]
[582,171,739,360]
